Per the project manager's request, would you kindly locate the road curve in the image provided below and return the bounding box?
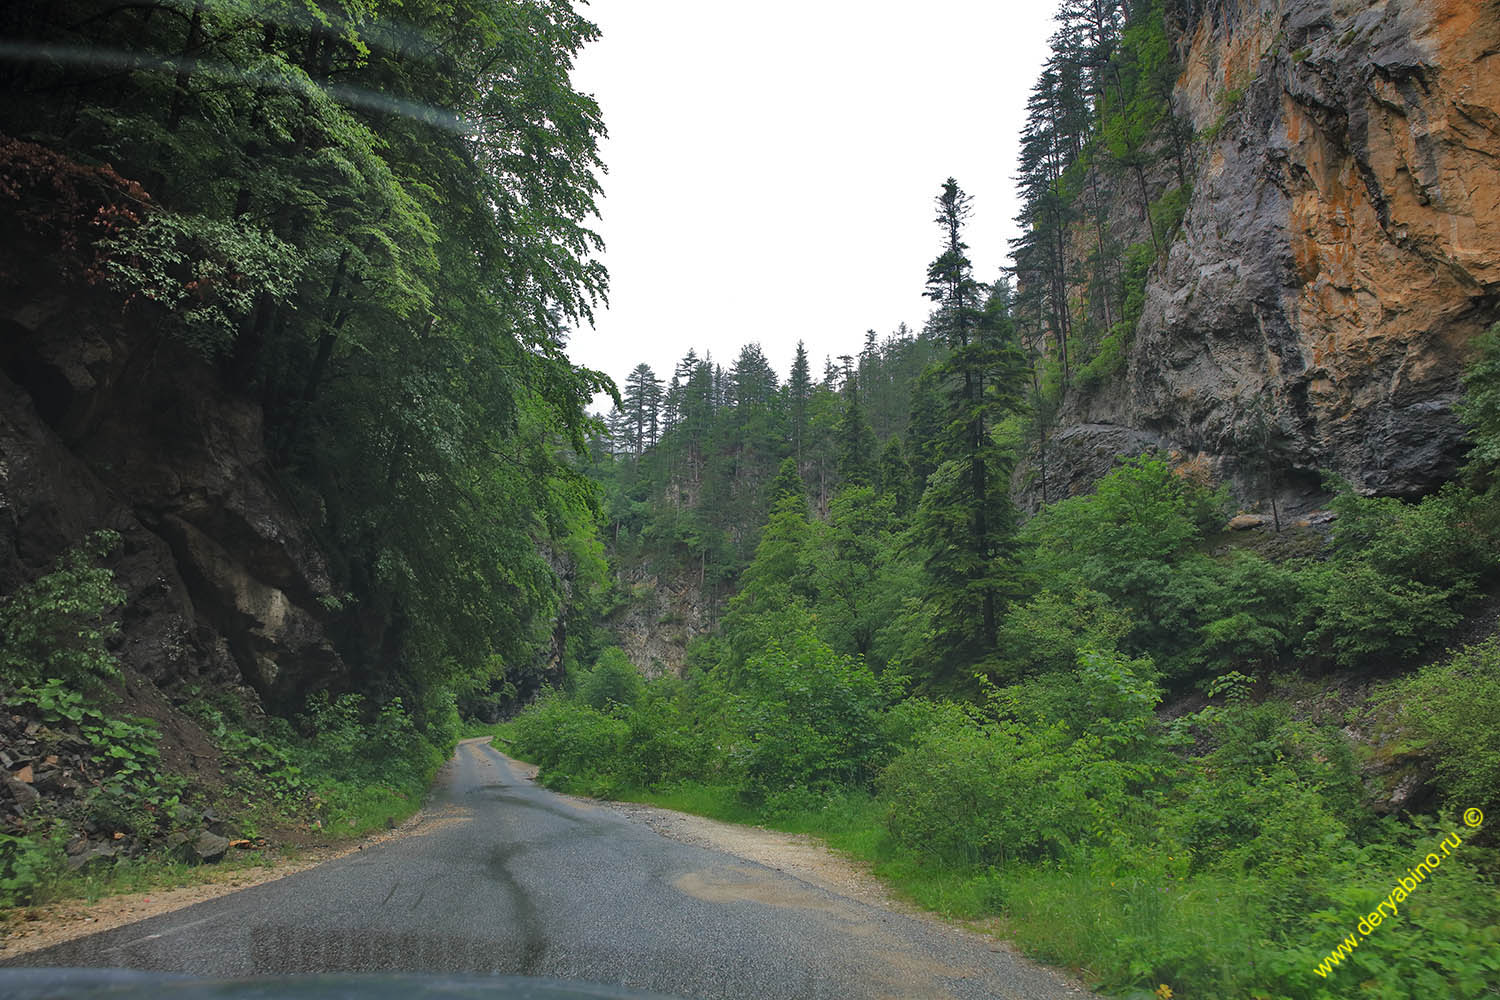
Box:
[2,739,1095,1000]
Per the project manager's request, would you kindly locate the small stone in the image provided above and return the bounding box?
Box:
[193,830,230,863]
[3,775,39,814]
[1225,513,1267,531]
[12,765,33,784]
[164,831,194,862]
[65,835,89,857]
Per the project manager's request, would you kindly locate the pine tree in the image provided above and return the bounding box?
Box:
[766,456,808,511]
[876,437,914,515]
[731,343,779,409]
[836,378,877,487]
[788,340,812,463]
[623,363,662,454]
[916,181,1029,674]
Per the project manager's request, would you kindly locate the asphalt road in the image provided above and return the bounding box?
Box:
[2,739,1094,1000]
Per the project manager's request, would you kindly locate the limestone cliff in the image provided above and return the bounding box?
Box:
[1038,0,1500,505]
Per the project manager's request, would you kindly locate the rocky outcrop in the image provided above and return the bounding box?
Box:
[610,567,713,678]
[0,280,344,713]
[1034,0,1500,504]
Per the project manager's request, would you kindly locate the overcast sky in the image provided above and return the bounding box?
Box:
[567,2,1061,408]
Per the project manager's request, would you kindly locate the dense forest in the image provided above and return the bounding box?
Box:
[2,0,1499,998]
[508,2,1500,998]
[0,0,617,896]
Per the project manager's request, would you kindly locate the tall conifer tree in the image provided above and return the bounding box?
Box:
[916,180,1029,674]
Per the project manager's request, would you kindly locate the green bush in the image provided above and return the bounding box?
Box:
[731,621,895,799]
[991,587,1133,680]
[575,647,645,712]
[1327,484,1494,596]
[15,679,187,839]
[1298,560,1460,668]
[881,650,1165,866]
[1192,551,1300,673]
[1377,638,1500,817]
[1268,825,1500,999]
[1026,456,1233,679]
[614,683,714,789]
[1294,484,1494,669]
[0,530,124,690]
[0,829,68,908]
[511,691,628,790]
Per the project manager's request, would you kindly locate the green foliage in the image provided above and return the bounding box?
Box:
[881,649,1163,866]
[0,531,124,690]
[1377,638,1500,817]
[1073,235,1147,388]
[992,587,1133,680]
[1149,183,1191,242]
[1,0,618,715]
[100,211,302,355]
[1298,560,1460,668]
[1460,322,1500,495]
[731,617,897,801]
[11,678,186,840]
[575,648,645,712]
[1297,484,1492,668]
[1026,456,1240,679]
[511,691,630,793]
[0,829,68,909]
[915,193,1029,669]
[807,486,905,662]
[1030,456,1224,575]
[186,689,443,838]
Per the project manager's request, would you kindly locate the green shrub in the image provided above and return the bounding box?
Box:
[991,587,1133,681]
[0,530,124,690]
[1027,456,1227,626]
[0,829,68,908]
[731,622,895,799]
[1298,560,1460,668]
[615,684,711,788]
[1193,551,1300,673]
[882,650,1165,866]
[1328,484,1494,596]
[1377,638,1500,817]
[1293,484,1494,669]
[575,647,645,712]
[511,691,628,789]
[1150,183,1192,242]
[14,679,187,840]
[1267,825,1500,999]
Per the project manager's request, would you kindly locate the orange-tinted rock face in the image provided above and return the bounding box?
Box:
[1288,0,1499,477]
[1043,0,1500,504]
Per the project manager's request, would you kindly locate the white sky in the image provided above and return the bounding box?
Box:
[567,1,1061,407]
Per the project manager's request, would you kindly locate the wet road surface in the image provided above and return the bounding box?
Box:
[1,739,1095,999]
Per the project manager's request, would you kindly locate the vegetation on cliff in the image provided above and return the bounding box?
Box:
[2,0,615,902]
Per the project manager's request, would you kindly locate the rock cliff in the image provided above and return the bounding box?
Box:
[1039,0,1500,505]
[0,181,345,713]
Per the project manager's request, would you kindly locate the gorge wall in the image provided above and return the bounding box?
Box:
[1040,0,1500,506]
[0,197,346,713]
